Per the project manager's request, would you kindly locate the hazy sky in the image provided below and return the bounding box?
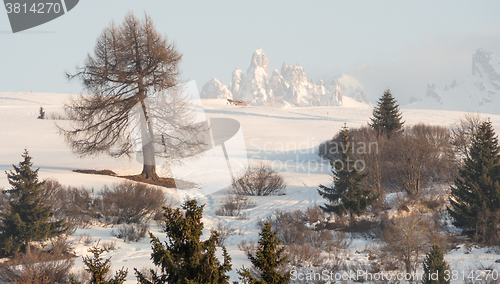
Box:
[1,1,499,103]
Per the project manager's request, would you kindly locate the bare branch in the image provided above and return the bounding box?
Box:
[59,12,203,180]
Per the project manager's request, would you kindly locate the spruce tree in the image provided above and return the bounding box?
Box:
[369,89,404,138]
[422,244,450,284]
[238,221,290,284]
[318,126,378,224]
[37,106,45,119]
[448,120,500,236]
[135,199,231,284]
[0,149,68,255]
[70,246,127,284]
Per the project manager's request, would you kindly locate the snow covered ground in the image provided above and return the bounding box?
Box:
[1,93,500,283]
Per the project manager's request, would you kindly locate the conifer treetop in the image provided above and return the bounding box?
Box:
[422,244,450,284]
[70,246,128,284]
[369,89,404,138]
[5,148,43,198]
[238,221,290,284]
[135,199,231,284]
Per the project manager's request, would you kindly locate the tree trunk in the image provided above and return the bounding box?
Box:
[139,96,159,181]
[141,141,159,180]
[350,211,355,227]
[141,164,159,180]
[405,257,411,275]
[24,241,30,255]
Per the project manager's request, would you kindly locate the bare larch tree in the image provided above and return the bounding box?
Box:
[62,12,207,180]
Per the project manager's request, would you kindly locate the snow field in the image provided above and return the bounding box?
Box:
[1,93,500,282]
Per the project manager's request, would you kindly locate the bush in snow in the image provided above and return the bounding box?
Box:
[100,181,166,225]
[39,179,169,228]
[0,241,74,283]
[259,207,351,252]
[285,244,324,267]
[381,211,432,275]
[41,179,96,229]
[215,194,256,217]
[111,223,149,243]
[231,163,286,196]
[211,222,235,247]
[256,207,350,271]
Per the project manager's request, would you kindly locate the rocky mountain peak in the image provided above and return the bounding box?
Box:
[199,49,367,107]
[249,49,269,75]
[471,48,500,90]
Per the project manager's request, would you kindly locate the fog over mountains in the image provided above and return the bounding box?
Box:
[201,48,500,114]
[409,48,500,114]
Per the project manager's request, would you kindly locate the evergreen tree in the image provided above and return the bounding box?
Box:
[369,89,404,138]
[318,126,378,224]
[422,244,450,284]
[70,246,127,284]
[37,106,45,119]
[238,221,290,284]
[135,199,231,284]
[0,149,68,255]
[448,120,500,237]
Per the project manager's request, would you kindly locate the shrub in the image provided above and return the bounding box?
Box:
[451,113,485,163]
[285,244,324,267]
[79,234,93,246]
[111,224,149,242]
[232,163,286,196]
[387,124,456,198]
[41,179,170,228]
[42,179,167,227]
[101,181,166,224]
[62,186,97,228]
[0,248,74,283]
[47,235,74,256]
[259,208,351,251]
[215,194,256,217]
[211,222,235,247]
[238,239,257,255]
[41,179,95,229]
[382,212,432,274]
[101,241,117,252]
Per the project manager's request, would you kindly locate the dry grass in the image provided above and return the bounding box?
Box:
[0,240,75,283]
